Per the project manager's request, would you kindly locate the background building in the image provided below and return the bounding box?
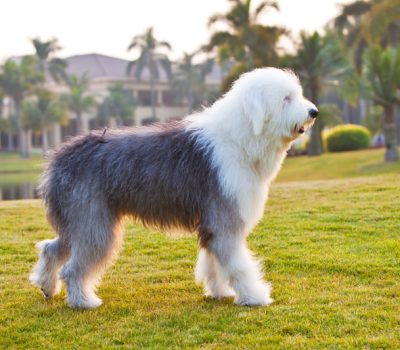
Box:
[0,53,224,151]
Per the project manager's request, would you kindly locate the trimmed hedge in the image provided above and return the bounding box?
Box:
[325,124,371,152]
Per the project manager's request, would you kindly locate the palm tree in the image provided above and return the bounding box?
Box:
[31,37,67,83]
[363,46,400,161]
[62,74,96,134]
[172,52,214,112]
[360,0,400,48]
[127,27,171,119]
[335,0,400,69]
[22,89,67,155]
[31,37,68,152]
[290,32,349,156]
[334,1,372,73]
[206,0,284,70]
[0,56,42,157]
[97,82,136,127]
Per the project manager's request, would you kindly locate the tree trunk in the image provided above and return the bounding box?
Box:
[14,100,26,158]
[395,105,400,146]
[50,123,62,149]
[188,89,195,114]
[383,105,399,161]
[76,112,83,134]
[6,131,13,151]
[246,49,254,71]
[21,129,32,159]
[42,126,49,155]
[150,77,157,119]
[108,117,117,128]
[26,129,32,158]
[307,83,322,156]
[308,119,323,156]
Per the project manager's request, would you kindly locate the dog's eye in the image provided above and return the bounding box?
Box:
[284,95,292,103]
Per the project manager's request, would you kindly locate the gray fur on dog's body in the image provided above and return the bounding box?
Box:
[41,122,241,246]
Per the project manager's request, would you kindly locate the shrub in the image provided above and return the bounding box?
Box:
[325,124,371,152]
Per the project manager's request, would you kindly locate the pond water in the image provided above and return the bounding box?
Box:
[0,178,40,200]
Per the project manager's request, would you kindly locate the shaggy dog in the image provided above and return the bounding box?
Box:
[30,68,318,309]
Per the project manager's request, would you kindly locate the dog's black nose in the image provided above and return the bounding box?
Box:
[309,108,319,118]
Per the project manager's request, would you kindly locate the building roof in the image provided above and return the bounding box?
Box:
[65,53,222,84]
[66,53,129,80]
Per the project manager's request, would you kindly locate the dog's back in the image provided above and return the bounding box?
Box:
[39,122,229,234]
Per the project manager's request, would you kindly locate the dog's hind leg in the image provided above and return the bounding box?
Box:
[208,235,273,306]
[30,237,70,299]
[195,248,235,299]
[60,211,123,309]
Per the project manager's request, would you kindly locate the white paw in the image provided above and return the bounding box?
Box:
[234,282,273,306]
[67,294,103,309]
[205,285,236,299]
[235,295,273,306]
[30,273,62,299]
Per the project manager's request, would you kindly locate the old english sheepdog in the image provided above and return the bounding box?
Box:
[30,67,318,309]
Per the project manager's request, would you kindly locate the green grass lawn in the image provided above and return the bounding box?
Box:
[0,153,43,174]
[0,149,399,349]
[1,148,399,183]
[277,148,400,182]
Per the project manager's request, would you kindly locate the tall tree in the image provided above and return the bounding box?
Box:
[127,27,171,119]
[0,56,42,157]
[97,82,136,127]
[22,89,67,155]
[62,74,96,134]
[0,88,4,118]
[360,0,400,48]
[172,52,214,112]
[31,37,67,83]
[206,0,284,70]
[31,37,68,152]
[334,1,372,73]
[363,46,400,161]
[335,0,400,70]
[290,32,349,156]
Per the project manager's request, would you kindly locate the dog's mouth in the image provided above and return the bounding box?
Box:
[294,124,305,134]
[294,118,316,136]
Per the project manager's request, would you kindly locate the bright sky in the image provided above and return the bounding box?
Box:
[0,0,352,61]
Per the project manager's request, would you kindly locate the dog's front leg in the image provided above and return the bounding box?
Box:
[208,234,273,306]
[195,248,235,299]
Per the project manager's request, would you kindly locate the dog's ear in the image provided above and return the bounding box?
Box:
[243,90,268,136]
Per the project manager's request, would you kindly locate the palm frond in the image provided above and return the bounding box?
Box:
[254,0,279,18]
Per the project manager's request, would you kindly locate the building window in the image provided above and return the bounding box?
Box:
[137,90,155,106]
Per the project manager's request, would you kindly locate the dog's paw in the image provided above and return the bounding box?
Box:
[205,285,236,299]
[235,295,273,306]
[234,282,273,306]
[67,294,103,309]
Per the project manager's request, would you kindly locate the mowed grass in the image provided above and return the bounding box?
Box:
[0,149,400,348]
[0,153,43,174]
[1,147,399,183]
[277,148,400,182]
[0,153,43,186]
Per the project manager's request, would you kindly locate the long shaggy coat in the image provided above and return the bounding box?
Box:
[30,67,318,308]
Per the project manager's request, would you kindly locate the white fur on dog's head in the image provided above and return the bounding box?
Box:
[188,67,317,150]
[229,67,317,140]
